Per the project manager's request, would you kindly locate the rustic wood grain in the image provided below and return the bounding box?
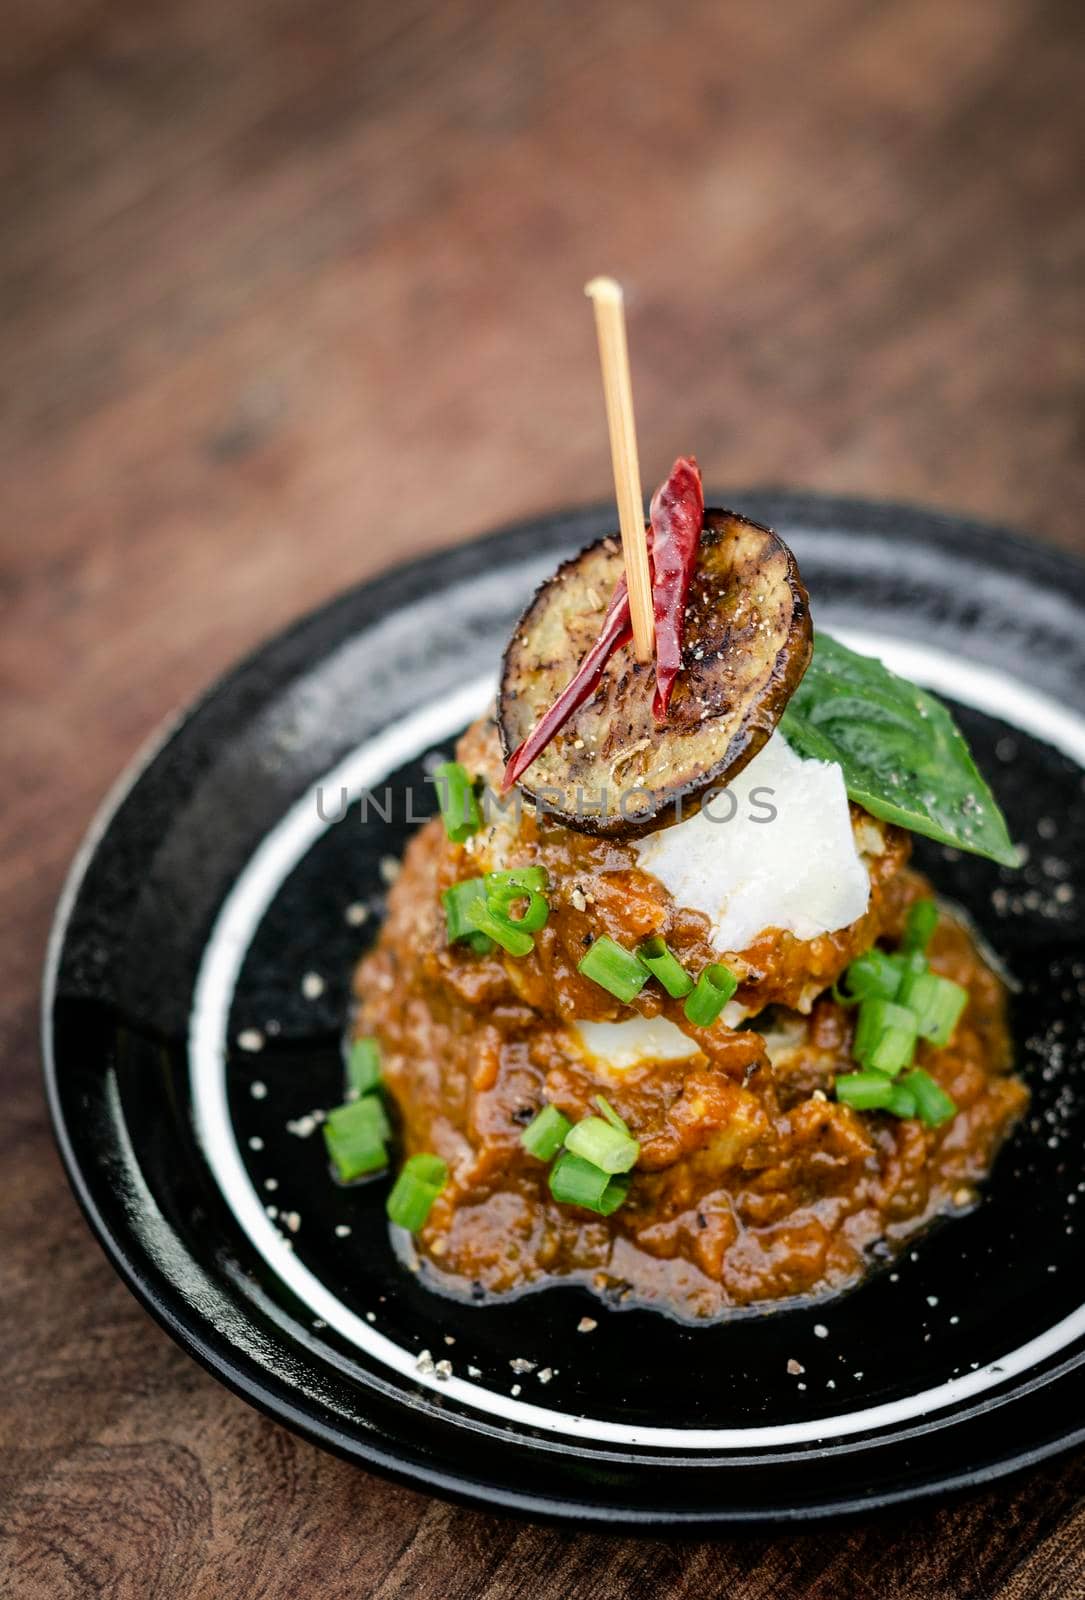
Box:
[2,0,1083,1594]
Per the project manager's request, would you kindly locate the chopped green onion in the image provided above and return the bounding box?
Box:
[520,1104,571,1161]
[834,948,904,1006]
[324,1096,391,1180]
[636,936,694,998]
[331,1093,391,1143]
[432,761,482,843]
[486,878,550,932]
[549,1152,631,1215]
[403,1152,447,1185]
[835,1071,896,1110]
[853,997,919,1076]
[868,1022,918,1077]
[898,970,968,1048]
[835,1072,921,1118]
[683,963,739,1027]
[468,896,535,957]
[593,1094,631,1135]
[577,935,649,1003]
[441,878,494,953]
[902,899,939,953]
[441,876,484,938]
[347,1037,382,1096]
[386,1152,448,1230]
[900,1068,957,1127]
[486,866,549,893]
[564,1116,639,1174]
[886,1082,918,1118]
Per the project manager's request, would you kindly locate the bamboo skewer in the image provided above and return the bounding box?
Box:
[584,277,655,663]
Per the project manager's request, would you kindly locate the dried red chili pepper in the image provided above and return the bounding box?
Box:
[649,455,704,721]
[501,457,705,788]
[501,578,632,791]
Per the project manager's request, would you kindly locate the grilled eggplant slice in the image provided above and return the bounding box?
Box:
[498,509,811,838]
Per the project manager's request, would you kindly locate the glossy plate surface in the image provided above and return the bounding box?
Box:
[44,495,1085,1526]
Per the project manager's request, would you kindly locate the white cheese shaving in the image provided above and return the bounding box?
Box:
[572,1015,702,1074]
[633,732,869,953]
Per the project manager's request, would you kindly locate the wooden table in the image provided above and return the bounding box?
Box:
[3,0,1083,1593]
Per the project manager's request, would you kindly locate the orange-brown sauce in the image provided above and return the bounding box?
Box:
[355,728,1027,1320]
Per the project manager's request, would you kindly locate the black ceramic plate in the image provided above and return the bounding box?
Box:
[44,494,1085,1528]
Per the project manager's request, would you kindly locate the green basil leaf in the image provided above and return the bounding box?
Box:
[780,633,1018,867]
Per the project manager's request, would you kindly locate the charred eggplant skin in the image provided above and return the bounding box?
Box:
[498,508,812,839]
